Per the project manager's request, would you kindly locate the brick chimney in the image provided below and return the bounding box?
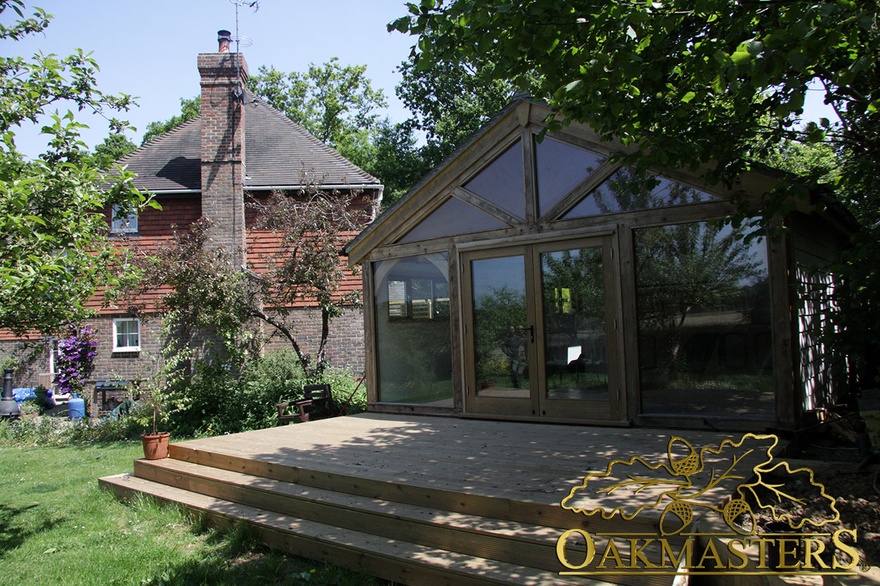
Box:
[197,30,248,268]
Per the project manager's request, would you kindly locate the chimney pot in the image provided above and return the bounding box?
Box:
[217,29,232,53]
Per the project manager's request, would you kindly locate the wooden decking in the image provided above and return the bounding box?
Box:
[100,413,742,585]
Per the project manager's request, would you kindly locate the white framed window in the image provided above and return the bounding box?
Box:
[113,318,141,352]
[111,204,138,234]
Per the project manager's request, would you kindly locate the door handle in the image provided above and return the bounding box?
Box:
[524,325,535,343]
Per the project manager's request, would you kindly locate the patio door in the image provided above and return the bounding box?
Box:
[462,237,620,421]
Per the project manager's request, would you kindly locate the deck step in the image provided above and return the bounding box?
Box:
[134,457,568,572]
[100,416,709,585]
[168,440,659,534]
[101,472,634,586]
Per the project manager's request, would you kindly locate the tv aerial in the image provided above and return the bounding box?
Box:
[228,0,259,52]
[225,0,259,104]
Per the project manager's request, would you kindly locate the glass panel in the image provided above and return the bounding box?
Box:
[535,136,605,217]
[635,221,774,418]
[111,204,138,233]
[541,247,608,400]
[397,197,507,244]
[387,280,407,318]
[114,319,139,349]
[472,255,530,396]
[796,268,845,412]
[564,169,719,219]
[374,254,453,404]
[463,139,526,219]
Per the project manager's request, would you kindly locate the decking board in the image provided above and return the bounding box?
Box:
[171,413,732,504]
[134,458,569,571]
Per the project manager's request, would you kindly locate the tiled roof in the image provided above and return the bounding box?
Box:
[117,97,381,193]
[118,118,202,192]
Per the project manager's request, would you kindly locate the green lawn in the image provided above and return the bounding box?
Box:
[0,438,387,585]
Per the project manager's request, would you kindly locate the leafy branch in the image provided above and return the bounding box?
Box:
[598,474,689,497]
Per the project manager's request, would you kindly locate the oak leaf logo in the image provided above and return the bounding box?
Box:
[560,433,840,535]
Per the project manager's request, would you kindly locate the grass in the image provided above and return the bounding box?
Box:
[0,435,389,585]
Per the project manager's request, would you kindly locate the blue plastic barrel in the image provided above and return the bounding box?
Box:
[68,393,85,420]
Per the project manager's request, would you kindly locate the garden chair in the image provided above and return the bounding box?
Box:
[277,384,333,425]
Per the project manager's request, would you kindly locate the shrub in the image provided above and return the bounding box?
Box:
[0,416,64,446]
[0,357,368,448]
[161,350,365,437]
[63,415,147,443]
[322,368,367,416]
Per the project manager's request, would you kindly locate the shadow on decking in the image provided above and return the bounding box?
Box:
[172,413,748,522]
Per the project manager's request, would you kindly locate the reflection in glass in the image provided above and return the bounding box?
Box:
[471,255,529,397]
[535,136,605,217]
[541,247,608,400]
[463,140,526,219]
[375,254,452,404]
[635,221,774,418]
[565,168,718,219]
[398,197,507,244]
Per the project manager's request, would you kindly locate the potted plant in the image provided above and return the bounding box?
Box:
[139,378,170,459]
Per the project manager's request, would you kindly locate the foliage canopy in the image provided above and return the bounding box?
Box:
[0,0,154,335]
[249,59,388,171]
[391,0,878,184]
[141,96,200,146]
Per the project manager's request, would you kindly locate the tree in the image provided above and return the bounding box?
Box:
[0,0,153,336]
[368,118,429,207]
[247,187,366,373]
[759,139,841,188]
[140,96,200,146]
[249,59,388,170]
[390,1,878,213]
[396,53,530,169]
[91,132,137,169]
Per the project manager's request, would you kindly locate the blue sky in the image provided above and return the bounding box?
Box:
[2,0,417,157]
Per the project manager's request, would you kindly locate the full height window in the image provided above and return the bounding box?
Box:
[113,318,140,352]
[634,221,774,418]
[374,254,452,405]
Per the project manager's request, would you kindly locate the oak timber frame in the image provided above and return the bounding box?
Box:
[347,100,852,432]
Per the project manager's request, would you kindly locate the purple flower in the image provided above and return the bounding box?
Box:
[53,325,97,395]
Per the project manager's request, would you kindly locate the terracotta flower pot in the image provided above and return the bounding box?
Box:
[141,431,171,460]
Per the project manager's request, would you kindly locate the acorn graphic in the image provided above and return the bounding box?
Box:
[667,438,703,477]
[723,498,756,535]
[660,500,693,535]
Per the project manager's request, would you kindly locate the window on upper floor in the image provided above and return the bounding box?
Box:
[111,204,138,234]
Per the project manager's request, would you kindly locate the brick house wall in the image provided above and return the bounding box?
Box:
[1,38,379,391]
[0,338,50,388]
[84,316,164,383]
[261,308,365,375]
